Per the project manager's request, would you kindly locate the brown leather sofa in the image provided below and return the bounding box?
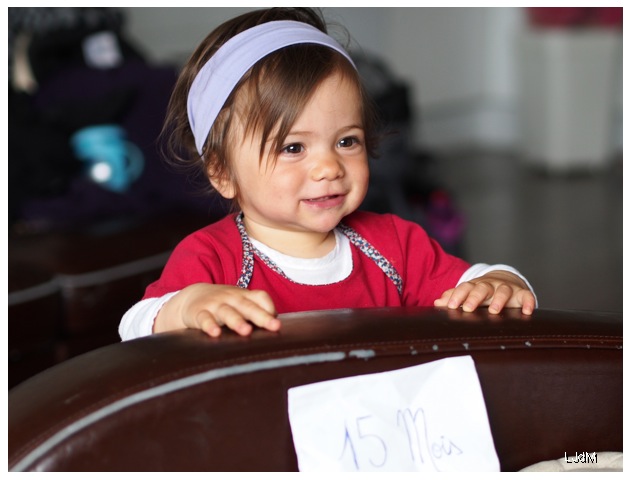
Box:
[8,307,622,472]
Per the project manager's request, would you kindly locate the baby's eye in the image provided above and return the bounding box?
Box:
[337,136,361,148]
[281,143,304,155]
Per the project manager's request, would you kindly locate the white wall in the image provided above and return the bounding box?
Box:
[122,8,254,64]
[120,7,621,153]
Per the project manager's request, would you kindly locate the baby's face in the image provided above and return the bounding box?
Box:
[218,71,369,251]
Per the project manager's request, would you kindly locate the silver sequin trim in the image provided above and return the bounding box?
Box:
[234,213,403,295]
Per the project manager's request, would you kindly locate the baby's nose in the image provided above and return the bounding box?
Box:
[311,153,344,181]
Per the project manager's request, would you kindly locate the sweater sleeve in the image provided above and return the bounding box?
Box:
[389,214,471,306]
[119,217,240,341]
[344,212,470,306]
[142,219,241,299]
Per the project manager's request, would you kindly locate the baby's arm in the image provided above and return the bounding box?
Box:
[119,284,280,341]
[434,264,537,315]
[154,283,280,337]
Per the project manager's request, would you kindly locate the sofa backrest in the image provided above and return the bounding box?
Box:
[8,307,622,472]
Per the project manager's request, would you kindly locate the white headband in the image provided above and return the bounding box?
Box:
[187,20,356,155]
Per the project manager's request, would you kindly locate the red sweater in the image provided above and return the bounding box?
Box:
[143,211,470,314]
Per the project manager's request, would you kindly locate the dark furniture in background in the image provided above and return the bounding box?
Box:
[8,307,622,472]
[8,211,217,389]
[8,8,224,388]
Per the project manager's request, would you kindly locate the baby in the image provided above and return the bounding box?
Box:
[119,7,536,341]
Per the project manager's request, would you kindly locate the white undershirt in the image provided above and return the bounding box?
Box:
[249,228,352,285]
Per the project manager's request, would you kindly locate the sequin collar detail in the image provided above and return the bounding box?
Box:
[234,212,403,295]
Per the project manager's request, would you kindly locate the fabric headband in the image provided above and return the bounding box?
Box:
[187,20,356,155]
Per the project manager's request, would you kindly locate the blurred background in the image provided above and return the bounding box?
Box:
[122,6,624,311]
[122,7,623,153]
[8,7,623,387]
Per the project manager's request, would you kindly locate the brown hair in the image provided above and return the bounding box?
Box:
[161,7,379,200]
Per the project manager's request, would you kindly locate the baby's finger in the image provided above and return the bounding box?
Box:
[195,309,222,338]
[433,288,455,307]
[461,281,494,312]
[487,284,513,314]
[243,290,281,331]
[215,303,253,336]
[247,289,277,315]
[514,289,537,315]
[444,283,477,310]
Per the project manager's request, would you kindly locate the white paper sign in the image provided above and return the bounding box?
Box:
[287,355,499,472]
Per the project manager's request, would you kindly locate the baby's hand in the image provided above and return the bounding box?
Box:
[155,283,280,337]
[434,271,536,315]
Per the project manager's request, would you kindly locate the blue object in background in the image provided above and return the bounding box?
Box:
[71,124,144,193]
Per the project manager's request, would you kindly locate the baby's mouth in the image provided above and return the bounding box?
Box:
[302,194,346,208]
[307,195,340,201]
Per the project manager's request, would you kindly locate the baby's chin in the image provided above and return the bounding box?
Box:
[304,210,355,232]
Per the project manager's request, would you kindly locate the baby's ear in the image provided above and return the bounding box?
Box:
[207,163,237,200]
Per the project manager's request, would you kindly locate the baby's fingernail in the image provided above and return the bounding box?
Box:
[462,303,474,312]
[489,302,502,313]
[201,320,221,337]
